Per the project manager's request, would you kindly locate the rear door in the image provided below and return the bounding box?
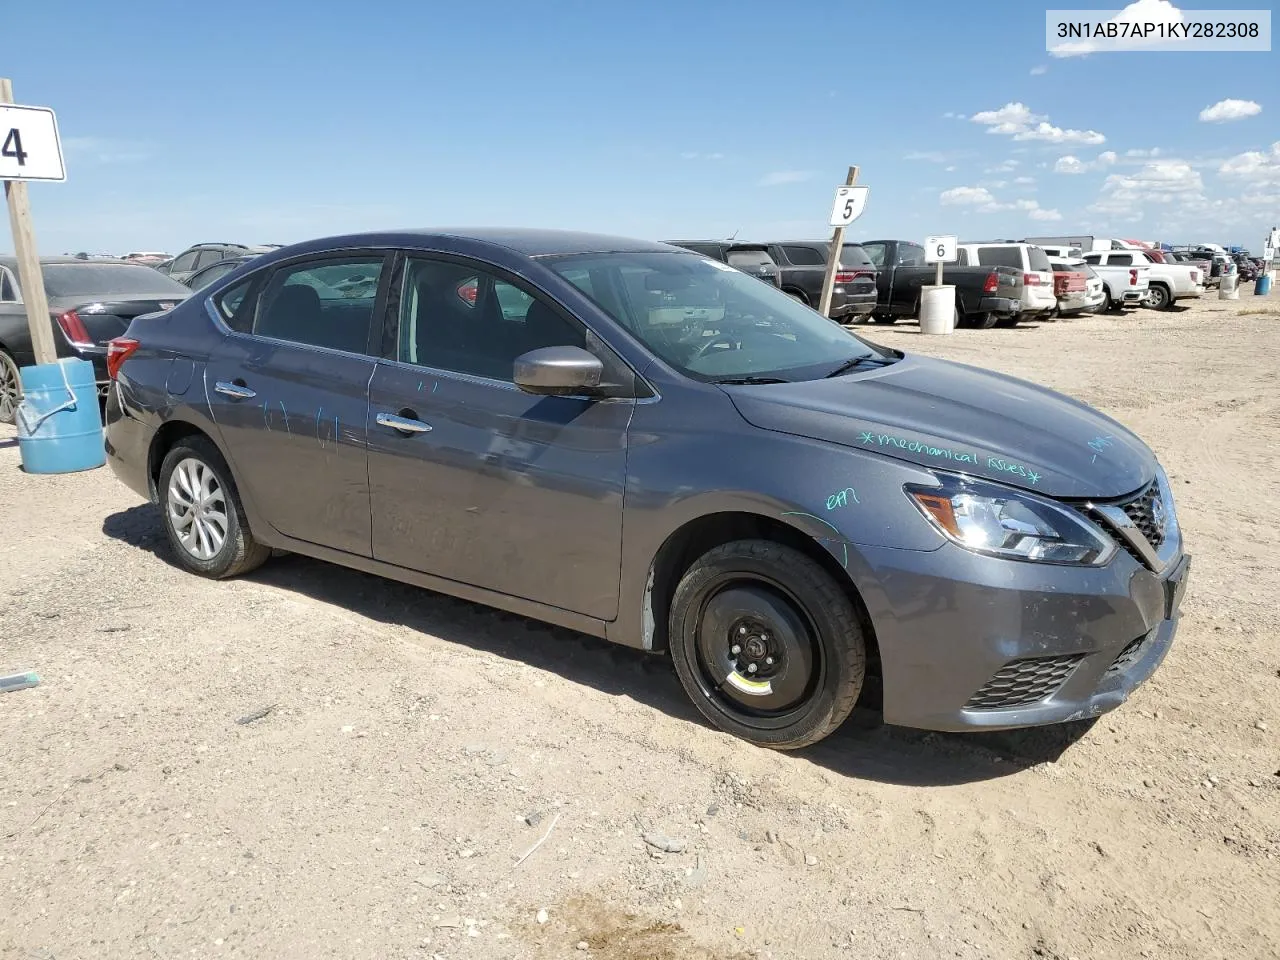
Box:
[203,253,390,557]
[365,253,631,620]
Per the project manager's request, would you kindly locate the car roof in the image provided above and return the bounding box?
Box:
[0,255,152,267]
[274,228,675,259]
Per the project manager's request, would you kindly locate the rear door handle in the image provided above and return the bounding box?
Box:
[376,412,432,434]
[214,381,257,400]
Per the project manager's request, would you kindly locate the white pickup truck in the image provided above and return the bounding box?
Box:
[1083,249,1203,310]
[1079,254,1151,311]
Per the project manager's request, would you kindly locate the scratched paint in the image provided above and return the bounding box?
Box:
[1088,434,1115,463]
[780,511,848,569]
[279,401,290,433]
[825,487,859,510]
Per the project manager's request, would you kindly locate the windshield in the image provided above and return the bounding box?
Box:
[725,248,774,271]
[41,263,191,299]
[547,251,888,382]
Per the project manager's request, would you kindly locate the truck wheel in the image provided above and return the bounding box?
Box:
[994,315,1020,328]
[667,540,866,750]
[969,312,997,330]
[872,315,896,325]
[1147,284,1172,310]
[1102,289,1115,312]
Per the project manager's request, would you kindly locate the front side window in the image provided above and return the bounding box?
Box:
[398,257,585,381]
[548,251,889,383]
[254,257,384,353]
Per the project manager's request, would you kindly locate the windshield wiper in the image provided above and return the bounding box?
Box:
[823,355,898,378]
[712,376,789,385]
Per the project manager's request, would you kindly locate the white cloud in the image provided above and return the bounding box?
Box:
[1198,99,1262,123]
[1218,142,1280,184]
[1091,159,1205,217]
[1050,0,1187,57]
[940,186,997,206]
[905,151,950,162]
[944,165,957,172]
[942,111,965,119]
[983,180,1009,189]
[1125,148,1162,158]
[1030,65,1048,75]
[971,102,1106,145]
[757,170,813,187]
[680,151,725,160]
[1053,151,1117,174]
[1014,176,1037,185]
[986,159,1020,173]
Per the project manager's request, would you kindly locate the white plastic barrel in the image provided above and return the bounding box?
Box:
[918,286,957,335]
[1219,273,1240,300]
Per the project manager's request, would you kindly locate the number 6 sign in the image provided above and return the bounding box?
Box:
[925,235,958,264]
[828,185,870,227]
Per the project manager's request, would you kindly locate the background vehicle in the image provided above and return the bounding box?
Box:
[182,255,258,291]
[858,239,1023,328]
[155,243,280,283]
[103,228,1188,751]
[957,242,1056,320]
[1048,258,1105,317]
[121,252,171,266]
[664,241,781,288]
[0,257,191,422]
[1082,250,1198,310]
[762,241,876,321]
[1077,253,1151,310]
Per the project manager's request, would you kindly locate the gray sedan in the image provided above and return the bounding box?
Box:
[102,229,1190,749]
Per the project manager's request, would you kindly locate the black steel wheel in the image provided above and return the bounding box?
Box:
[668,540,866,749]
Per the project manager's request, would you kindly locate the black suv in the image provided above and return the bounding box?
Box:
[665,241,781,288]
[764,241,878,321]
[155,243,280,284]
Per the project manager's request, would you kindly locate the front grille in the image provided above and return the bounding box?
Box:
[1121,483,1165,550]
[1106,630,1153,676]
[964,654,1084,710]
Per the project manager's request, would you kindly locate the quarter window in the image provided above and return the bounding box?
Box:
[214,278,256,333]
[781,245,826,266]
[171,251,199,272]
[398,257,585,381]
[253,257,384,353]
[0,269,17,302]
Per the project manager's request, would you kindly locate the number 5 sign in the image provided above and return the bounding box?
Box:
[828,185,870,227]
[0,103,66,182]
[925,235,958,264]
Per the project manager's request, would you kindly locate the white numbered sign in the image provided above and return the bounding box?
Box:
[1265,246,1275,261]
[925,235,958,264]
[828,185,870,227]
[0,104,66,182]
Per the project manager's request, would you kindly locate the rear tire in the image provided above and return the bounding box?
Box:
[0,349,21,425]
[668,540,866,750]
[994,315,1020,328]
[1147,284,1172,310]
[872,314,897,325]
[158,436,270,580]
[969,312,997,330]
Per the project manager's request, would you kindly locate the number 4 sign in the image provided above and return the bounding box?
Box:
[0,103,66,182]
[828,185,870,227]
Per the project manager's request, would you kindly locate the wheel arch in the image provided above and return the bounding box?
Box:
[147,418,228,500]
[640,510,880,673]
[781,285,810,304]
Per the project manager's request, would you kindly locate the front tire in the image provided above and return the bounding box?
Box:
[0,349,21,425]
[668,540,866,750]
[158,437,270,579]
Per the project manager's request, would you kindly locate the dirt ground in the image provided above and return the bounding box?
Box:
[2,292,1278,960]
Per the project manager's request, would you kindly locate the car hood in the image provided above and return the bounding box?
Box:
[724,354,1155,499]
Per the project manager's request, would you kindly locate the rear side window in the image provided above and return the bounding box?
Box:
[1083,254,1101,265]
[1109,253,1134,266]
[781,245,825,266]
[726,249,775,270]
[976,247,1024,269]
[1027,247,1052,271]
[254,257,385,354]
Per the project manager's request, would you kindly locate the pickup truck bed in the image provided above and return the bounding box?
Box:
[858,240,1024,329]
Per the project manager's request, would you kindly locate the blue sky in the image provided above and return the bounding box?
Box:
[3,0,1276,254]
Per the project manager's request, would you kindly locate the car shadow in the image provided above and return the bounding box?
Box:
[102,504,1096,787]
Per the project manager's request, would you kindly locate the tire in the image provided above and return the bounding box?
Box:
[994,314,1020,328]
[969,312,997,330]
[668,540,866,750]
[872,314,897,325]
[0,349,21,425]
[1102,289,1115,313]
[1147,284,1172,310]
[158,436,270,579]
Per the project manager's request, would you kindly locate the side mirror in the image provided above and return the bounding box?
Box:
[513,346,603,396]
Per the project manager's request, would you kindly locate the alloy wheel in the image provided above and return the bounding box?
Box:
[0,352,21,424]
[167,457,229,561]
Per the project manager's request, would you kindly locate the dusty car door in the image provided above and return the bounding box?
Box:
[365,254,631,621]
[202,253,390,557]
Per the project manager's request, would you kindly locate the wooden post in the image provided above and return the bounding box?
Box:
[2,78,57,367]
[818,165,859,319]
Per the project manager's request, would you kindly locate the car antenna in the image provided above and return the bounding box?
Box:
[726,228,740,241]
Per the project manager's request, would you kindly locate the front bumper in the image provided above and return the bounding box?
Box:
[856,539,1189,732]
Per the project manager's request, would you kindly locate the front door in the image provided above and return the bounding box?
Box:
[366,254,631,620]
[203,253,390,557]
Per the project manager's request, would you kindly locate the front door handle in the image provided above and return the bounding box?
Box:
[214,380,257,400]
[377,411,432,434]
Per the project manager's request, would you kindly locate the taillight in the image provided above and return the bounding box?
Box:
[56,310,93,348]
[106,337,140,380]
[1023,273,1041,285]
[1129,269,1138,286]
[1191,270,1199,282]
[983,271,999,293]
[834,271,855,283]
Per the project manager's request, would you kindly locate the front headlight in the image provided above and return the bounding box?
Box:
[905,474,1117,566]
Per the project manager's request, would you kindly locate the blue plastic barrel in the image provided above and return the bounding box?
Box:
[1256,274,1273,296]
[15,358,106,474]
